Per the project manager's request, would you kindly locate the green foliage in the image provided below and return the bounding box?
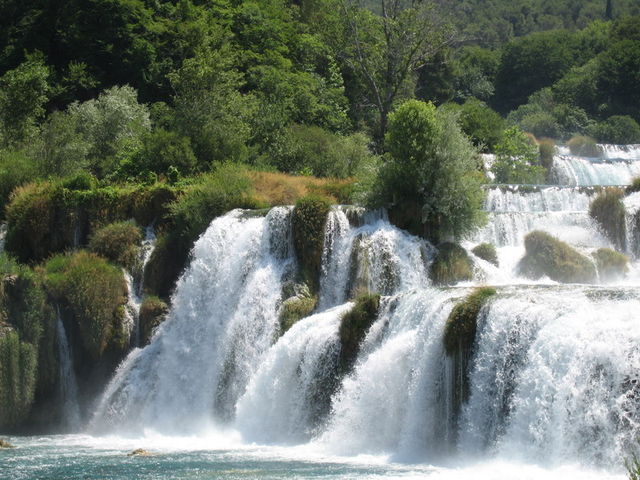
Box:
[451,98,504,152]
[0,149,40,216]
[589,188,627,251]
[538,138,556,171]
[0,330,37,428]
[472,243,499,267]
[593,248,629,282]
[0,56,49,147]
[89,222,142,271]
[518,231,597,283]
[589,116,640,144]
[627,453,640,480]
[292,195,331,290]
[628,177,640,194]
[430,242,475,286]
[492,126,546,184]
[279,283,317,334]
[452,46,500,102]
[338,293,380,372]
[139,295,168,346]
[44,251,127,360]
[443,287,496,354]
[373,100,486,243]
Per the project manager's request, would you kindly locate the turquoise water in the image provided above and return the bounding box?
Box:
[0,435,626,480]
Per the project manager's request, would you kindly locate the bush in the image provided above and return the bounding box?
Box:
[372,100,486,243]
[338,293,380,372]
[567,135,600,157]
[292,195,331,291]
[0,149,40,217]
[518,231,597,283]
[538,138,556,171]
[472,243,499,266]
[279,284,317,334]
[89,221,142,270]
[628,177,640,194]
[589,115,640,144]
[593,248,629,282]
[491,126,546,184]
[456,98,504,152]
[443,287,496,354]
[139,296,168,345]
[430,243,475,286]
[44,252,127,360]
[589,188,626,251]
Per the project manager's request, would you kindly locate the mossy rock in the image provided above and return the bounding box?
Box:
[339,293,380,373]
[89,221,143,271]
[593,248,629,282]
[279,283,317,335]
[518,231,597,283]
[44,251,128,360]
[0,439,15,448]
[142,234,186,300]
[128,448,153,456]
[292,195,331,291]
[471,243,499,267]
[589,188,626,251]
[444,287,496,355]
[430,243,474,286]
[628,177,640,195]
[139,296,169,345]
[538,138,555,171]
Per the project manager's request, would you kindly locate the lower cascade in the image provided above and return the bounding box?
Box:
[82,202,640,476]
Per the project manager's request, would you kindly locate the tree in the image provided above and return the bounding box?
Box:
[491,126,546,184]
[371,100,486,243]
[337,0,455,145]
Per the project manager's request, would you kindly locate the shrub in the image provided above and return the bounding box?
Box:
[292,195,331,291]
[89,222,142,270]
[456,98,504,152]
[139,296,168,345]
[279,284,317,335]
[338,293,380,372]
[538,138,556,171]
[491,126,546,184]
[372,100,486,243]
[628,177,640,194]
[567,135,600,157]
[593,248,629,282]
[589,115,640,144]
[430,243,475,286]
[44,252,127,360]
[589,188,626,251]
[443,287,496,354]
[0,149,40,217]
[471,243,499,267]
[518,231,597,283]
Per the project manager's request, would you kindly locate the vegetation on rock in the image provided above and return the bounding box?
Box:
[139,296,168,346]
[471,243,499,267]
[589,188,627,251]
[292,195,331,291]
[593,248,629,282]
[430,243,475,286]
[444,287,496,355]
[89,222,142,271]
[518,231,597,283]
[338,294,381,373]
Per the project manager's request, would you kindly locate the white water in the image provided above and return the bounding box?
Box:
[551,144,640,186]
[56,309,81,431]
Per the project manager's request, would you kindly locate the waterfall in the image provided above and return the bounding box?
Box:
[92,207,296,433]
[56,308,81,431]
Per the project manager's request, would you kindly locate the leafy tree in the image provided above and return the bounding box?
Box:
[589,115,640,144]
[371,100,486,243]
[491,126,546,184]
[453,98,504,152]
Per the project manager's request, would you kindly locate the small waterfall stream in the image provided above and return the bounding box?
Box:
[56,308,81,431]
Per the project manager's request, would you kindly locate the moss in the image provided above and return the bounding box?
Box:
[338,293,380,373]
[279,283,317,334]
[139,296,168,345]
[142,234,185,300]
[589,188,626,251]
[430,243,474,286]
[518,231,597,283]
[0,329,37,429]
[567,135,600,157]
[628,177,640,194]
[471,243,499,267]
[292,195,331,291]
[593,248,629,282]
[444,287,496,355]
[89,221,142,271]
[0,439,14,448]
[44,251,128,360]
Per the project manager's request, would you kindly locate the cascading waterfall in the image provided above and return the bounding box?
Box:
[87,183,640,475]
[551,144,640,186]
[56,308,81,431]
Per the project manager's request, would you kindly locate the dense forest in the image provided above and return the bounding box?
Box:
[0,0,640,434]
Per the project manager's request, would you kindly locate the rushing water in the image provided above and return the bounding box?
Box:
[55,309,82,432]
[6,148,640,479]
[551,144,640,186]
